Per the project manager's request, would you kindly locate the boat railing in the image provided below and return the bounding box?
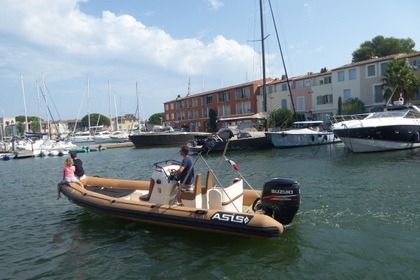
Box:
[329,113,370,124]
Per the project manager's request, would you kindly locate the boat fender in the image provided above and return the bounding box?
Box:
[413,131,420,142]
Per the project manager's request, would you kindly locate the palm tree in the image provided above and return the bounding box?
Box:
[382,58,420,103]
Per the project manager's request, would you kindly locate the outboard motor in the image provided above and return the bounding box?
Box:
[260,178,300,225]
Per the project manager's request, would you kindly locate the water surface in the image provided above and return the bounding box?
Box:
[0,144,418,279]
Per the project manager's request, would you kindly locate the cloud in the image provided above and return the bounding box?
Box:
[207,0,224,10]
[303,3,314,18]
[0,0,257,75]
[0,0,261,119]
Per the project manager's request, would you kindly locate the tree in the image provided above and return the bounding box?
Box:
[208,108,217,132]
[15,115,41,123]
[337,96,343,115]
[15,115,43,132]
[17,122,25,136]
[352,36,416,62]
[267,108,295,129]
[342,98,365,115]
[81,113,110,128]
[148,113,165,125]
[382,58,420,103]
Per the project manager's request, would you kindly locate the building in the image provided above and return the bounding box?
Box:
[165,52,420,131]
[164,78,273,132]
[0,117,17,139]
[260,52,420,122]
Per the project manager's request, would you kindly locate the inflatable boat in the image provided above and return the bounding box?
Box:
[58,159,300,238]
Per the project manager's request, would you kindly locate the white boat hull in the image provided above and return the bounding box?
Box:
[339,137,420,153]
[266,131,339,148]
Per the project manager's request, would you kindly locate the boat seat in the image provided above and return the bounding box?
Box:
[139,179,155,201]
[180,173,202,201]
[208,179,243,211]
[201,170,214,209]
[201,170,214,195]
[208,188,222,210]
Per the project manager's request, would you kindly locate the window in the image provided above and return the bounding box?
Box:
[218,104,231,116]
[165,104,169,110]
[202,108,209,118]
[202,95,213,105]
[343,89,351,100]
[281,84,288,91]
[367,64,376,77]
[170,103,174,110]
[171,113,174,120]
[236,101,251,114]
[374,84,383,103]
[177,111,185,121]
[235,87,250,99]
[296,80,304,89]
[296,96,305,111]
[175,100,184,110]
[323,76,332,84]
[380,62,388,75]
[218,91,230,102]
[281,99,288,109]
[188,98,198,108]
[410,58,420,69]
[268,85,274,93]
[349,68,356,80]
[338,71,345,82]
[316,94,333,105]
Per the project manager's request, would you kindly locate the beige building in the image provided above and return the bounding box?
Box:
[258,52,420,122]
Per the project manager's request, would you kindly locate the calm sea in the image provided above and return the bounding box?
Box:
[0,144,418,279]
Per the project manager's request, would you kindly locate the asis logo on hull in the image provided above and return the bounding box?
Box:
[211,212,253,224]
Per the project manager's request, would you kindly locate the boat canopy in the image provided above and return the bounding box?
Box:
[217,112,267,122]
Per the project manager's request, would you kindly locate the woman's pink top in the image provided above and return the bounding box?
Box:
[63,165,76,179]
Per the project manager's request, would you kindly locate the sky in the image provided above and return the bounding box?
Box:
[1,0,420,121]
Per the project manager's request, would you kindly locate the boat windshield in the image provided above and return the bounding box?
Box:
[366,111,408,119]
[291,121,324,130]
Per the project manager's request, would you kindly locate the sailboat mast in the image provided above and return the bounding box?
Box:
[36,81,41,133]
[87,77,91,133]
[41,74,50,137]
[259,0,267,113]
[20,74,29,133]
[108,80,113,131]
[136,82,143,132]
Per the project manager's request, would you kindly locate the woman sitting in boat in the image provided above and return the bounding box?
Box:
[70,152,86,180]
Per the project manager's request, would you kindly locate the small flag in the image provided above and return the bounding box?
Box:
[226,158,240,171]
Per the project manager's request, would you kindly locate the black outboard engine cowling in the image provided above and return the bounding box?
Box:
[261,178,300,225]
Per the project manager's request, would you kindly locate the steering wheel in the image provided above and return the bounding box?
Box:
[167,169,178,183]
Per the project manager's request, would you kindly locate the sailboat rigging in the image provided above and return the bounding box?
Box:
[267,0,295,114]
[259,0,268,113]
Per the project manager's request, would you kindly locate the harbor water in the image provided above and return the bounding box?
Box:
[0,144,418,279]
